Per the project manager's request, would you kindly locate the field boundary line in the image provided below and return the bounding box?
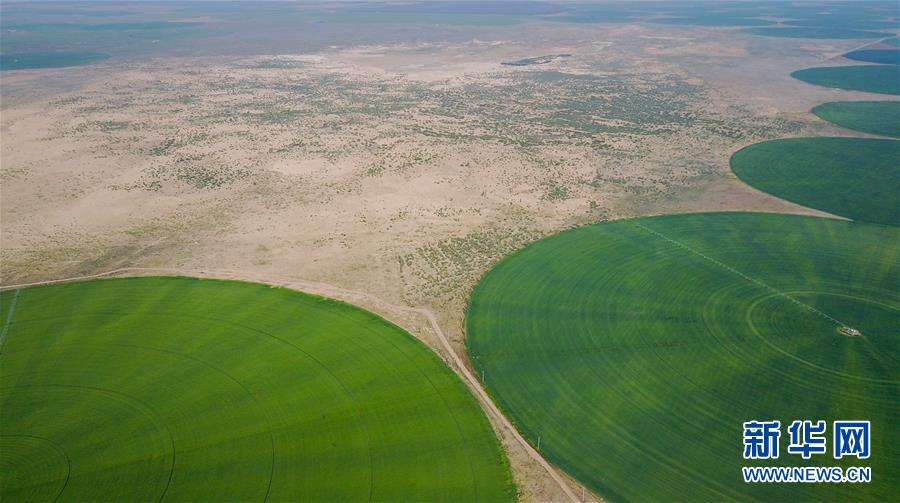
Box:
[0,289,21,353]
[409,306,582,502]
[633,223,847,327]
[0,267,583,502]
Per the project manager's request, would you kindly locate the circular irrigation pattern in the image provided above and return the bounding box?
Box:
[731,137,899,226]
[468,37,899,502]
[0,277,514,501]
[467,213,898,501]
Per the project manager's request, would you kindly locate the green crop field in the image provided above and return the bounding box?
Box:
[747,27,893,39]
[0,277,514,501]
[0,52,109,70]
[812,101,900,138]
[844,49,900,65]
[467,212,899,502]
[731,137,899,226]
[791,65,900,95]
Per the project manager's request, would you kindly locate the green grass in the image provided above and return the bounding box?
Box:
[0,277,514,501]
[746,27,893,39]
[466,212,899,502]
[731,137,899,226]
[812,101,900,137]
[844,49,900,65]
[791,65,900,95]
[0,52,109,70]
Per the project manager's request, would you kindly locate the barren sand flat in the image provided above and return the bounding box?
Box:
[0,20,874,501]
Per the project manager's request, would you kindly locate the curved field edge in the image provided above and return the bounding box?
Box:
[0,52,110,70]
[730,137,899,226]
[746,27,894,39]
[844,49,900,65]
[0,276,515,502]
[465,212,899,502]
[791,65,900,95]
[811,101,900,138]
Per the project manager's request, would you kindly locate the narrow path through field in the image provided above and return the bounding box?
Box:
[633,223,847,326]
[0,268,583,503]
[0,289,20,353]
[824,38,884,60]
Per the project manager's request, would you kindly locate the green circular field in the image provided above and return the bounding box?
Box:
[844,50,900,65]
[812,101,900,138]
[791,65,900,95]
[0,52,110,71]
[731,137,899,226]
[467,212,899,501]
[0,277,514,501]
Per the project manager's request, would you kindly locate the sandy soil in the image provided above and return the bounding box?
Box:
[1,20,888,501]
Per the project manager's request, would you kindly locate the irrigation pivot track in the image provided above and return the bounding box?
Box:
[633,223,847,327]
[0,288,20,353]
